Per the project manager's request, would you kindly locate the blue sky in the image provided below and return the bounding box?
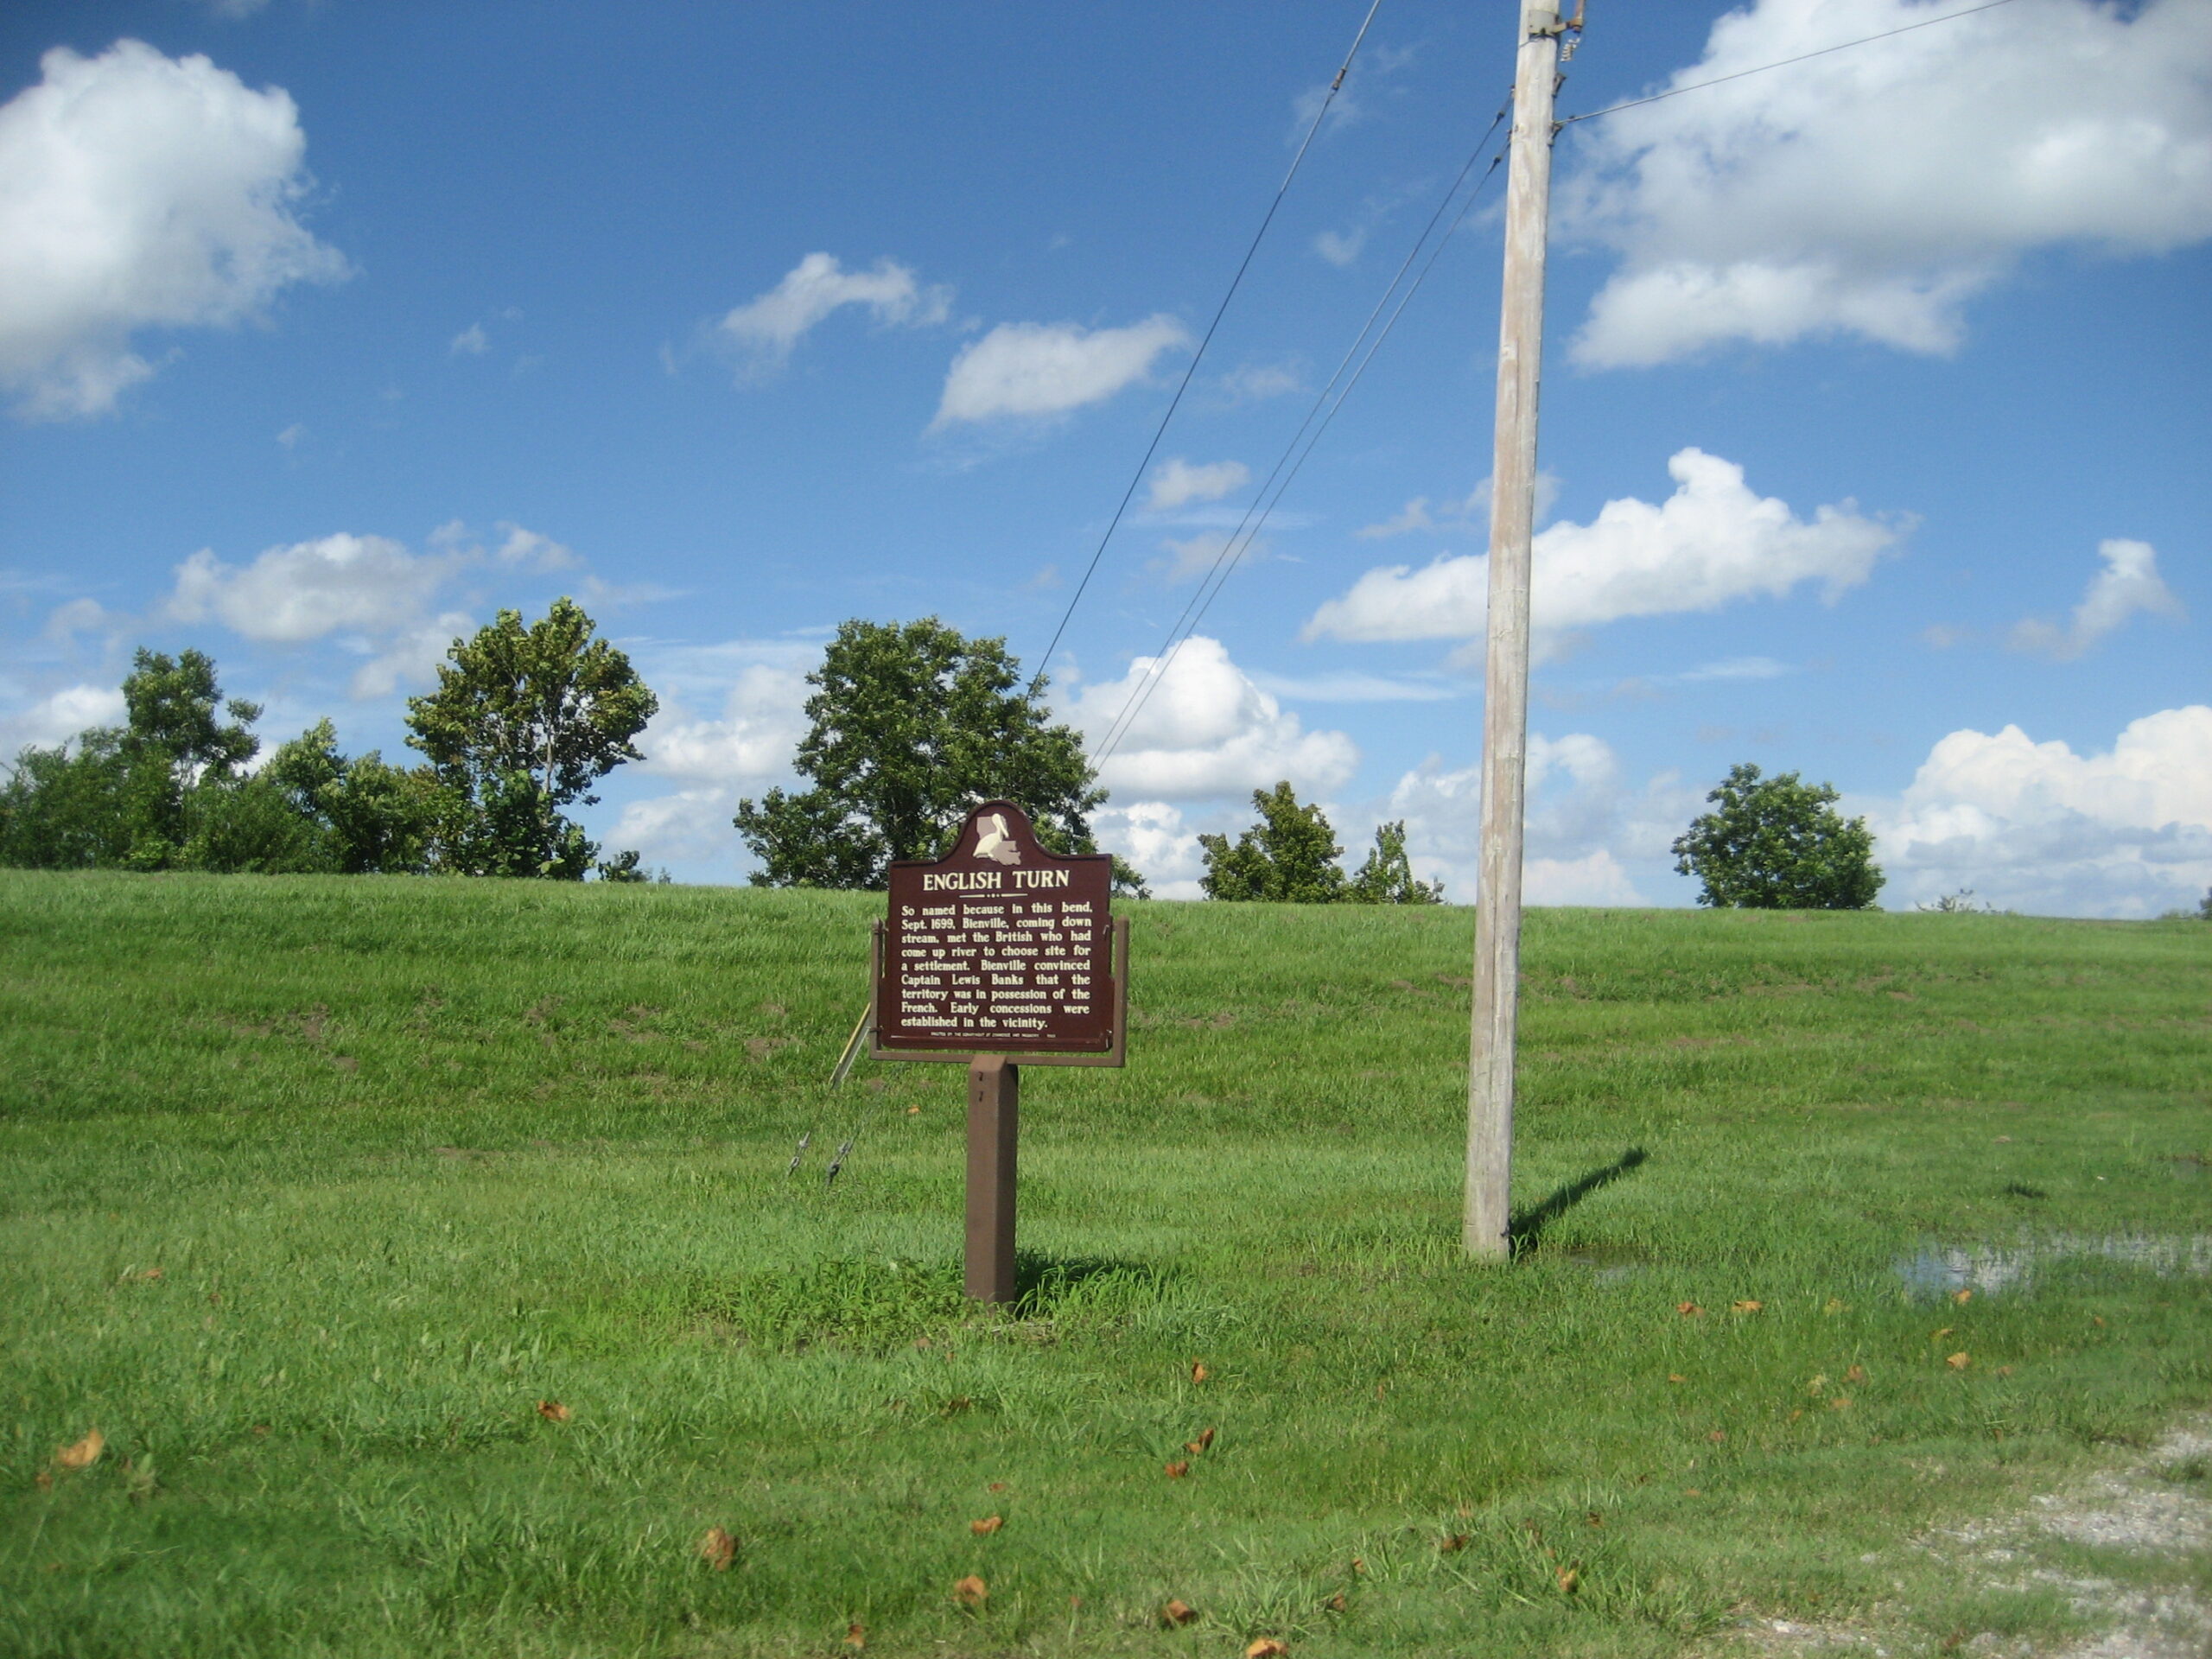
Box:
[3,0,2206,912]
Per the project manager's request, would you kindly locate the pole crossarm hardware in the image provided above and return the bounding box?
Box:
[1466,0,1567,1262]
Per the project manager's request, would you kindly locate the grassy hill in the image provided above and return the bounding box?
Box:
[2,871,2206,1656]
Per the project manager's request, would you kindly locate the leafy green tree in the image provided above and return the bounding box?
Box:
[405,599,658,880]
[0,734,134,868]
[1345,820,1446,905]
[178,774,333,874]
[1671,762,1884,910]
[1199,781,1346,903]
[123,647,266,865]
[734,616,1125,890]
[257,719,444,874]
[0,648,264,871]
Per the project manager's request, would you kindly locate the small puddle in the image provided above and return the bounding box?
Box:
[1561,1251,1649,1286]
[1896,1233,2212,1299]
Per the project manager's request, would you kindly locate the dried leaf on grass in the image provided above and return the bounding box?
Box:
[1952,1288,1973,1305]
[1556,1562,1581,1593]
[696,1527,737,1570]
[969,1515,1003,1535]
[1845,1364,1867,1384]
[1947,1351,1971,1370]
[1246,1640,1288,1659]
[1191,1362,1210,1383]
[1164,1459,1190,1478]
[1184,1427,1216,1454]
[1676,1301,1704,1317]
[1438,1533,1469,1553]
[536,1400,571,1422]
[844,1622,866,1649]
[55,1430,103,1471]
[953,1574,988,1609]
[1161,1599,1198,1626]
[1731,1300,1764,1313]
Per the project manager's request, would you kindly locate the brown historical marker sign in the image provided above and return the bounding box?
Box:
[873,799,1122,1060]
[863,800,1128,1304]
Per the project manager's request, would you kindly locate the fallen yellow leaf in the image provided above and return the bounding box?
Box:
[1947,1351,1971,1370]
[1438,1533,1469,1553]
[697,1527,736,1570]
[1556,1563,1581,1593]
[1191,1362,1210,1383]
[969,1515,1003,1535]
[1184,1426,1216,1454]
[953,1574,988,1609]
[536,1400,570,1422]
[1677,1301,1704,1317]
[1952,1288,1974,1305]
[1245,1640,1288,1659]
[1164,1459,1190,1478]
[54,1429,103,1471]
[844,1621,866,1649]
[1845,1364,1867,1384]
[1731,1300,1764,1313]
[1161,1599,1198,1626]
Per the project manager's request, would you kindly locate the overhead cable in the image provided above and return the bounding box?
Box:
[1027,0,1386,693]
[1560,0,2023,126]
[1095,107,1513,766]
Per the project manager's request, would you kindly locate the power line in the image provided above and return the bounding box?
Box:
[1560,0,2023,126]
[1095,109,1512,766]
[1027,0,1386,692]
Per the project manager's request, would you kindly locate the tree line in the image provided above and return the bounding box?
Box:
[5,598,1907,911]
[1,600,661,880]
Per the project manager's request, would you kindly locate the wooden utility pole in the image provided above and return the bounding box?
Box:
[1467,0,1565,1261]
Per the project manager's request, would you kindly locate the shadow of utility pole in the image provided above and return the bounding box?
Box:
[1509,1147,1649,1259]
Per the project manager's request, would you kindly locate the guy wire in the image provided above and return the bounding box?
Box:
[1027,0,1387,694]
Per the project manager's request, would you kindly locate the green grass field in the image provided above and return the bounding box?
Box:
[2,871,2206,1657]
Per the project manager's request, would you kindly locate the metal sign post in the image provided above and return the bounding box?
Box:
[866,800,1128,1301]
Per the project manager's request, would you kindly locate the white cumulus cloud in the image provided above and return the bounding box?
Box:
[611,639,822,871]
[933,315,1191,427]
[0,683,128,756]
[1871,705,2212,917]
[1090,800,1211,900]
[169,534,452,645]
[1382,734,1700,906]
[159,519,594,698]
[1563,0,2212,366]
[1306,448,1898,655]
[639,662,812,785]
[1146,457,1250,512]
[0,40,346,419]
[2008,537,2187,661]
[1064,636,1358,801]
[716,252,950,378]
